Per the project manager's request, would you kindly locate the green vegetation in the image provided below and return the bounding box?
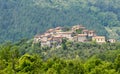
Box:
[0,0,120,43]
[105,27,120,40]
[76,29,83,34]
[0,39,120,73]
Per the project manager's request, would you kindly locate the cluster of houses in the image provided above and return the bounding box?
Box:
[33,25,116,47]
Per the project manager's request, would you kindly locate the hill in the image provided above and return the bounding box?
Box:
[0,0,120,43]
[0,38,120,73]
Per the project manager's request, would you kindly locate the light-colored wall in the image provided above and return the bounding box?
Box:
[93,38,106,43]
[88,32,94,37]
[78,36,87,42]
[33,38,41,43]
[42,36,48,41]
[41,41,51,47]
[109,39,116,43]
[62,34,72,39]
[83,32,88,35]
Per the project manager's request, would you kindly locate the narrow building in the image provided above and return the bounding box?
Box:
[77,34,87,42]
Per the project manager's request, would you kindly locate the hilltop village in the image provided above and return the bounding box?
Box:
[33,25,116,47]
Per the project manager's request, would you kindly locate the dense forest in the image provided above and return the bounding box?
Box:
[0,39,120,73]
[0,0,120,43]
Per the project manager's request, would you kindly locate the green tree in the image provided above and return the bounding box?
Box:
[62,38,67,50]
[17,54,43,73]
[114,54,120,72]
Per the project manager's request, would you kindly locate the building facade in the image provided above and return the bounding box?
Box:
[92,36,106,43]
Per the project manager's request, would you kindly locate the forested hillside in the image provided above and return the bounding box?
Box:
[0,0,120,43]
[0,39,120,73]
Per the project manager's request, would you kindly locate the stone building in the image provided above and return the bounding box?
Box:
[82,30,96,37]
[55,27,63,32]
[108,39,116,43]
[92,36,106,43]
[77,34,87,42]
[82,30,88,35]
[58,32,73,39]
[72,25,85,31]
[33,34,41,43]
[88,30,96,37]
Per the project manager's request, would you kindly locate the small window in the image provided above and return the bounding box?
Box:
[98,39,99,41]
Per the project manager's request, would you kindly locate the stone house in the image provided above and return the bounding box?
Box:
[41,35,49,41]
[88,30,96,37]
[72,25,85,31]
[41,40,47,47]
[58,32,73,39]
[77,34,87,42]
[55,27,63,32]
[46,29,56,35]
[92,36,106,43]
[41,40,53,47]
[33,34,41,43]
[82,30,96,37]
[73,36,78,42]
[41,35,63,47]
[52,36,63,46]
[108,39,116,43]
[82,30,88,35]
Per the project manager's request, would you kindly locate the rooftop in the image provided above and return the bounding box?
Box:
[58,32,73,34]
[55,26,63,30]
[82,30,88,32]
[93,36,105,39]
[78,34,87,37]
[34,34,41,38]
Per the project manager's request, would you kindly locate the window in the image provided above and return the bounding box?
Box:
[98,39,99,41]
